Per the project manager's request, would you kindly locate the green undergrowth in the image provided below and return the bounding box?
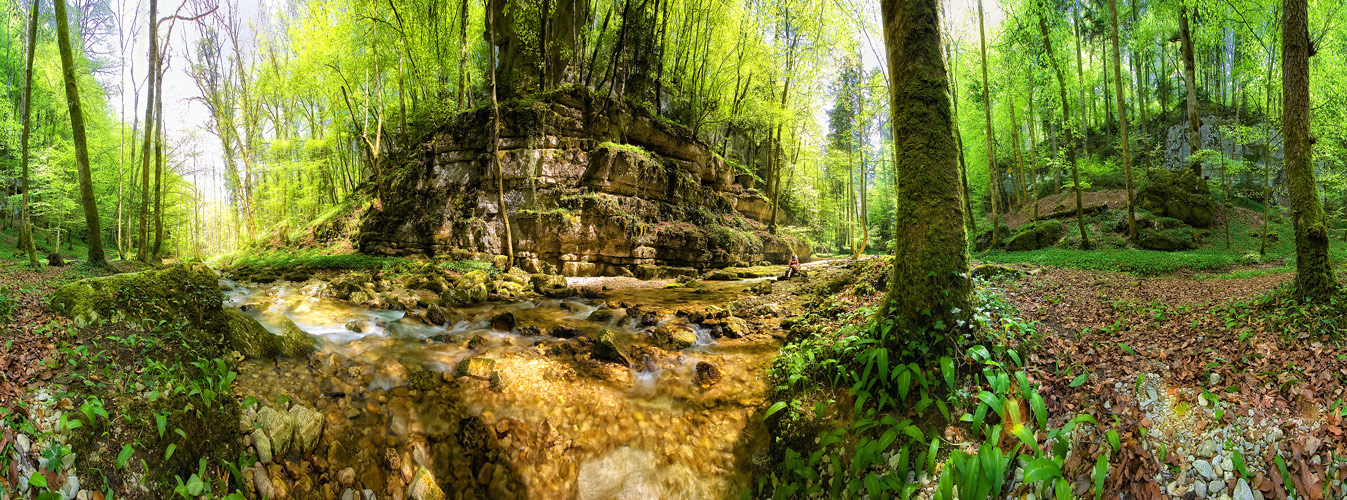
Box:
[211,248,413,282]
[973,197,1343,275]
[756,259,1105,499]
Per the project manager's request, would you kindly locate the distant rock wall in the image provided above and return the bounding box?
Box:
[358,88,808,276]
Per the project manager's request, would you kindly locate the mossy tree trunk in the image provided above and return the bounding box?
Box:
[978,0,999,246]
[1039,3,1090,249]
[55,0,106,266]
[17,0,39,267]
[878,0,971,352]
[137,0,159,262]
[1107,0,1137,241]
[1180,5,1202,178]
[1281,0,1336,298]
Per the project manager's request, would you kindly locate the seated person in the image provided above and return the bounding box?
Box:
[786,254,802,278]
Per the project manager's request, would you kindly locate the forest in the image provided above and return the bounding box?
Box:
[0,0,1346,497]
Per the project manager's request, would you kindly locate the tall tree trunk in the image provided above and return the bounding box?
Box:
[1108,0,1137,240]
[1028,68,1041,220]
[55,0,105,265]
[138,0,158,261]
[978,0,1000,244]
[1008,72,1027,210]
[152,64,165,259]
[1261,38,1277,256]
[1072,0,1088,150]
[17,0,39,267]
[456,0,471,109]
[1281,0,1335,297]
[1180,5,1202,177]
[1040,2,1090,248]
[947,39,976,232]
[488,1,514,266]
[878,0,970,349]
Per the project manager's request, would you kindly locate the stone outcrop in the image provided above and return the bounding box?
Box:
[358,87,809,276]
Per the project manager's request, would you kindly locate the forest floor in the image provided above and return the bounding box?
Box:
[993,264,1347,498]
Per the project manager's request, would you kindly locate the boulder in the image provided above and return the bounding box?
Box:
[721,317,750,338]
[1003,221,1064,251]
[652,323,698,350]
[441,270,489,306]
[970,264,1024,280]
[223,308,316,359]
[51,263,313,359]
[530,273,571,297]
[588,309,616,323]
[590,329,631,365]
[257,406,296,457]
[1137,227,1198,251]
[1136,169,1215,228]
[972,224,1011,252]
[289,405,325,454]
[703,270,740,281]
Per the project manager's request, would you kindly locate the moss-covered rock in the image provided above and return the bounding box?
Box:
[591,329,631,365]
[970,264,1025,280]
[223,308,315,358]
[972,224,1011,252]
[1003,221,1064,251]
[50,263,313,359]
[1137,227,1199,251]
[1136,169,1215,228]
[441,269,490,306]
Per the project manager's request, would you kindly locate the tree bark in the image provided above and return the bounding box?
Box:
[1180,5,1202,177]
[878,0,971,350]
[1108,0,1137,241]
[17,0,39,267]
[1281,0,1336,297]
[138,0,158,261]
[978,0,1000,244]
[947,38,977,232]
[1040,2,1090,248]
[55,0,106,265]
[153,63,165,259]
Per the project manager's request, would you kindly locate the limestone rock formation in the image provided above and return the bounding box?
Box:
[358,87,809,276]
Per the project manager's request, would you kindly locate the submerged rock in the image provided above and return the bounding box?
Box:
[694,362,722,388]
[407,467,445,500]
[489,312,516,332]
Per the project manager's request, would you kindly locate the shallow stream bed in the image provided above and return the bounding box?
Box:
[223,278,782,499]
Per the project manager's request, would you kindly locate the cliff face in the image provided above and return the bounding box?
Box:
[358,88,808,277]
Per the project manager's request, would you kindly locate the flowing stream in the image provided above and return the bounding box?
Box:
[221,278,778,499]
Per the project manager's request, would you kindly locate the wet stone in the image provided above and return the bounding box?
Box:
[456,357,496,379]
[695,362,722,388]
